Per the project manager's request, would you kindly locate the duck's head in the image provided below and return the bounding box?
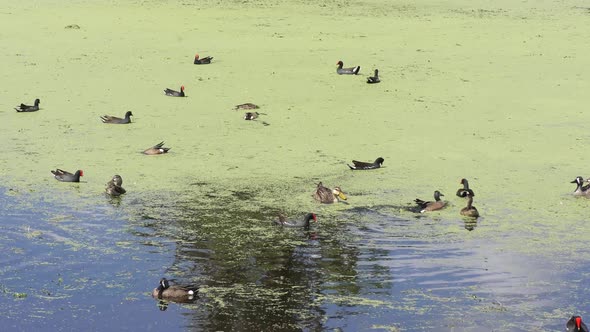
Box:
[111,175,123,186]
[571,176,584,184]
[181,85,185,91]
[333,187,347,201]
[194,53,199,59]
[336,60,343,66]
[375,157,384,165]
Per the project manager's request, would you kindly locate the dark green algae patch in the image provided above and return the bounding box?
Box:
[2,0,590,330]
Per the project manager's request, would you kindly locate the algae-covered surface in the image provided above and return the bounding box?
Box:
[1,0,590,330]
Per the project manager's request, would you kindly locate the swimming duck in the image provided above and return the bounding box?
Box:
[456,178,475,197]
[152,278,198,302]
[100,111,133,124]
[164,86,185,97]
[414,190,446,213]
[366,69,380,84]
[15,98,40,112]
[143,141,170,155]
[193,53,213,64]
[571,176,590,196]
[567,316,589,332]
[336,61,360,75]
[347,157,384,170]
[51,169,83,182]
[244,112,259,120]
[274,213,317,227]
[105,175,126,196]
[313,182,347,204]
[235,103,259,110]
[460,192,479,218]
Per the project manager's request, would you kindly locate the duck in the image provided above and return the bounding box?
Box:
[313,182,347,204]
[336,61,360,75]
[460,192,479,218]
[105,175,126,196]
[100,111,133,124]
[193,53,213,64]
[152,278,198,302]
[143,141,170,155]
[347,157,384,170]
[244,112,259,120]
[15,98,40,112]
[51,169,83,182]
[164,86,185,97]
[414,191,446,213]
[567,316,589,332]
[456,178,475,197]
[274,213,317,227]
[235,103,259,110]
[366,69,380,84]
[571,176,590,196]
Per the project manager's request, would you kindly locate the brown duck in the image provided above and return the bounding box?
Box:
[414,191,446,213]
[143,141,170,155]
[235,103,259,110]
[313,182,347,204]
[459,191,479,218]
[105,175,126,196]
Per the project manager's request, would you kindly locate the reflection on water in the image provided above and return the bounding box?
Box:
[0,188,587,331]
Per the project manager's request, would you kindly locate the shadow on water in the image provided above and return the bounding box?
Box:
[0,186,589,331]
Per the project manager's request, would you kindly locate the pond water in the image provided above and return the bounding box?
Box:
[2,0,590,331]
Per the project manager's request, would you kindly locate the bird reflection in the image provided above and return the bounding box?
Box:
[464,220,478,231]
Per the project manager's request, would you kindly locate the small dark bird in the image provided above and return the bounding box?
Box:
[456,178,475,197]
[100,111,133,124]
[274,213,317,227]
[152,278,198,302]
[235,103,259,110]
[347,157,384,170]
[367,69,380,84]
[15,98,40,112]
[164,86,185,97]
[143,141,171,155]
[336,60,360,75]
[567,316,589,332]
[51,169,83,182]
[244,112,259,120]
[105,175,126,196]
[193,53,213,64]
[414,191,446,213]
[571,176,590,197]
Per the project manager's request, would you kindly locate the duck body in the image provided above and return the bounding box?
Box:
[367,69,380,84]
[415,190,446,213]
[244,112,259,120]
[336,60,360,75]
[460,193,479,218]
[347,157,384,170]
[105,175,126,196]
[456,178,475,197]
[51,169,83,182]
[235,103,259,110]
[193,54,213,64]
[567,316,589,332]
[15,98,40,112]
[274,213,317,227]
[571,176,590,197]
[100,111,133,124]
[143,141,170,155]
[164,86,185,97]
[152,278,197,302]
[313,182,347,204]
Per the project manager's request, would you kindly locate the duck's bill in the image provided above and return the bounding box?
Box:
[338,192,347,200]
